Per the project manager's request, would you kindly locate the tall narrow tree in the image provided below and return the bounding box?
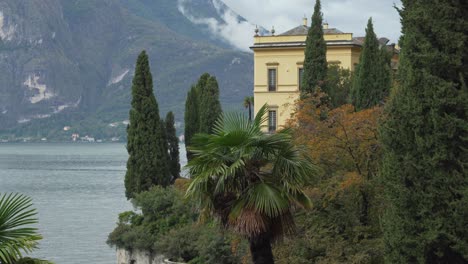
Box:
[166,111,180,181]
[380,1,468,263]
[301,0,328,95]
[351,18,391,111]
[243,96,254,121]
[185,73,223,161]
[198,75,222,134]
[184,85,199,161]
[125,51,170,199]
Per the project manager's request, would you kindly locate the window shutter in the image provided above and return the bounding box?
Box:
[268,69,277,91]
[268,110,277,132]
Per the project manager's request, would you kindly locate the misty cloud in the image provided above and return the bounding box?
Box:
[178,0,256,52]
[178,0,402,52]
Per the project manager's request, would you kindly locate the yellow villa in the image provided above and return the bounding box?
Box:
[251,18,398,132]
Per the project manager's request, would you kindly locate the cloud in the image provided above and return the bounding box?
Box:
[178,0,256,52]
[178,0,402,52]
[222,0,402,44]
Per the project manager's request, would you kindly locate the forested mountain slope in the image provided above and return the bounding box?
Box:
[0,0,254,140]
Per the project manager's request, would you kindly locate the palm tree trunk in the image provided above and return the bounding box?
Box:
[248,104,252,121]
[249,232,274,264]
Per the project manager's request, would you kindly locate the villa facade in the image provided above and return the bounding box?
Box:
[251,18,398,132]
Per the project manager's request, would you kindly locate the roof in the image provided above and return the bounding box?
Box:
[279,25,344,36]
[252,24,397,51]
[350,36,391,46]
[251,40,361,50]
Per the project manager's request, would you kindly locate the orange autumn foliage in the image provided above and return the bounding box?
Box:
[289,91,383,183]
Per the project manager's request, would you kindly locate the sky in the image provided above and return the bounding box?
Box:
[221,0,403,50]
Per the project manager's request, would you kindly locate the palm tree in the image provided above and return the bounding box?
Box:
[243,96,254,121]
[186,105,317,264]
[0,193,43,263]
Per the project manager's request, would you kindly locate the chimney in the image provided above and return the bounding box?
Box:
[303,17,308,26]
[323,22,329,29]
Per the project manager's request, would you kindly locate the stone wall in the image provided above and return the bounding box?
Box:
[116,249,187,264]
[116,248,165,264]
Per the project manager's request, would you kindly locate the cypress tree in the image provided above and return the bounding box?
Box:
[184,85,199,161]
[380,1,468,263]
[198,75,222,134]
[301,0,328,95]
[125,51,171,199]
[185,73,223,160]
[165,111,180,181]
[196,73,211,93]
[351,18,391,111]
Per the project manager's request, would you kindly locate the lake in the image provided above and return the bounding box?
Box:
[0,143,187,264]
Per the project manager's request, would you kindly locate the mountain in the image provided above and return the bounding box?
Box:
[0,0,255,140]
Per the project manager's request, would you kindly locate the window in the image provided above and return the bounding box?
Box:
[268,69,277,92]
[268,110,277,132]
[298,68,304,90]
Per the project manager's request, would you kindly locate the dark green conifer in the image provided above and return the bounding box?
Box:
[198,76,222,134]
[351,18,391,111]
[125,51,170,199]
[184,73,222,161]
[195,73,210,92]
[301,0,327,95]
[184,85,199,161]
[165,111,180,181]
[380,1,468,262]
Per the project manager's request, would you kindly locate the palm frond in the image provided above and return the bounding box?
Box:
[253,104,270,128]
[0,193,42,263]
[185,103,318,239]
[245,183,290,218]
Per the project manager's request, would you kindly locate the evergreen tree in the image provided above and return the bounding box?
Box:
[184,73,222,161]
[301,0,327,95]
[198,76,222,134]
[326,64,352,108]
[351,18,391,111]
[125,51,171,199]
[380,1,468,263]
[184,85,199,161]
[195,73,211,92]
[165,111,180,181]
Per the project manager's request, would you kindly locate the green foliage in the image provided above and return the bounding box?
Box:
[184,85,199,161]
[125,51,170,199]
[301,0,328,95]
[166,112,181,181]
[198,75,222,134]
[108,187,246,263]
[184,73,223,161]
[186,105,317,264]
[325,65,352,108]
[380,1,468,263]
[156,223,246,264]
[108,186,197,250]
[0,194,44,263]
[351,18,392,111]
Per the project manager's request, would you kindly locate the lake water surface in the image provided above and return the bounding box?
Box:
[0,143,186,264]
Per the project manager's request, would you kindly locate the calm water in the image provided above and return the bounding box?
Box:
[0,143,187,264]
